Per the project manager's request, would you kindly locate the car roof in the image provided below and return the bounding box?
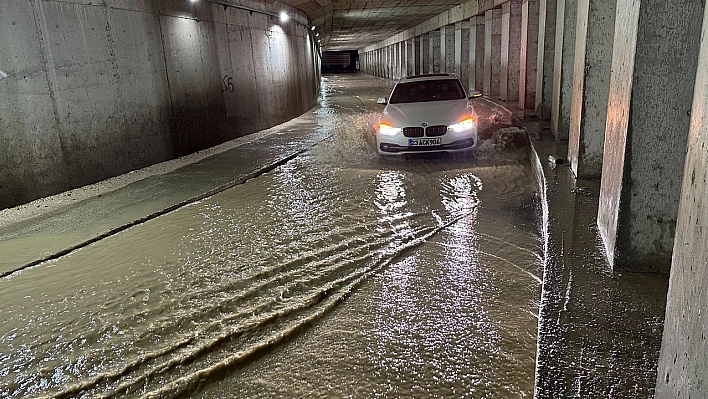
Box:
[398,73,459,83]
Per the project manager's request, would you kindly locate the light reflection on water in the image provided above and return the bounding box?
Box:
[0,83,541,399]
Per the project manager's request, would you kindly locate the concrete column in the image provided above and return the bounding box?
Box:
[656,7,708,396]
[429,29,441,73]
[484,9,502,98]
[406,39,415,76]
[400,41,406,77]
[468,17,478,91]
[441,24,455,73]
[414,36,423,74]
[475,16,485,91]
[598,0,705,272]
[393,43,398,79]
[519,0,539,110]
[455,20,471,90]
[501,0,523,102]
[551,0,578,139]
[567,0,616,179]
[375,48,383,78]
[393,44,398,79]
[535,0,557,117]
[379,49,383,77]
[377,48,382,78]
[420,32,430,74]
[370,51,375,76]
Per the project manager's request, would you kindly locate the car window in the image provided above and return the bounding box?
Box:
[389,79,466,104]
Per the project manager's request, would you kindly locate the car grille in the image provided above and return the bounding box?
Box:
[403,127,424,137]
[425,125,448,137]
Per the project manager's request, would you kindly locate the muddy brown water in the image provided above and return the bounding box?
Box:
[0,75,542,398]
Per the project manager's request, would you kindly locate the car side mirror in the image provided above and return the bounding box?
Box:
[377,97,388,105]
[468,90,482,99]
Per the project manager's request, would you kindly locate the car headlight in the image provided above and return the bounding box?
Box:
[448,117,476,133]
[378,122,402,136]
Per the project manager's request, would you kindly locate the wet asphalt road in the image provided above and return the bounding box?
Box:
[0,74,544,398]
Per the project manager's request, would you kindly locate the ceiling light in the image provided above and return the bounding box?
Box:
[311,25,316,31]
[279,11,289,23]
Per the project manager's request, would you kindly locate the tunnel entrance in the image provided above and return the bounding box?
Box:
[321,50,360,73]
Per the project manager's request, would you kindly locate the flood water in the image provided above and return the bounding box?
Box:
[0,75,543,398]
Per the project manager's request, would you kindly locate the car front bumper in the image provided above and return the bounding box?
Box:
[377,136,476,155]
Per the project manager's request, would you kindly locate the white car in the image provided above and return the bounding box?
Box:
[376,73,480,155]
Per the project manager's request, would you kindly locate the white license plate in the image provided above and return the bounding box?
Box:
[408,138,441,147]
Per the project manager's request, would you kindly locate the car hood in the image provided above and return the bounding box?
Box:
[382,99,476,127]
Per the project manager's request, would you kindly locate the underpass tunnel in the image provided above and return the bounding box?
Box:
[1,0,708,397]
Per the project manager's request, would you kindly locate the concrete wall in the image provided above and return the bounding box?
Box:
[0,0,319,210]
[655,6,708,396]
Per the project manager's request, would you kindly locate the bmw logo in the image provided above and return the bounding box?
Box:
[422,122,428,127]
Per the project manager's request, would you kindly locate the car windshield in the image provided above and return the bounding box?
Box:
[388,79,466,104]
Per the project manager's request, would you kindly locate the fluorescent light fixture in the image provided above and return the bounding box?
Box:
[190,0,198,3]
[279,11,289,22]
[315,33,319,37]
[311,25,316,30]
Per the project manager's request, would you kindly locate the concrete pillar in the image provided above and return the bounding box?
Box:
[370,51,375,76]
[535,0,557,117]
[420,32,430,74]
[551,0,577,139]
[567,0,616,179]
[501,0,523,102]
[394,43,399,78]
[519,0,539,110]
[429,29,441,73]
[406,39,415,76]
[392,43,397,79]
[378,49,383,77]
[656,7,708,397]
[475,16,485,91]
[468,17,478,91]
[390,44,396,79]
[441,24,455,73]
[414,36,423,74]
[598,0,705,272]
[455,20,471,90]
[400,41,406,76]
[400,41,406,77]
[377,47,386,78]
[377,48,382,78]
[484,9,502,98]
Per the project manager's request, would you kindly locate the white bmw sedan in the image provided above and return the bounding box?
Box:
[376,74,479,156]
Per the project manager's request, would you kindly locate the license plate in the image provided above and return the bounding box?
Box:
[408,138,441,147]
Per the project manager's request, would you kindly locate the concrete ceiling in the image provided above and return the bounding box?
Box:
[280,0,467,51]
